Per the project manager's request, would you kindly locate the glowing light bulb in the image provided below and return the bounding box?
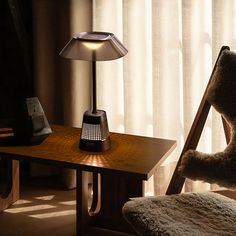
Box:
[82,42,103,50]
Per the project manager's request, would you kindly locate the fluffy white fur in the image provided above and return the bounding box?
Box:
[123,192,236,236]
[179,50,236,188]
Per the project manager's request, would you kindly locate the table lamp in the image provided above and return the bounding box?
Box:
[60,32,128,151]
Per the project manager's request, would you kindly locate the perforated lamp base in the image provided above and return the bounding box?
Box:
[79,110,111,152]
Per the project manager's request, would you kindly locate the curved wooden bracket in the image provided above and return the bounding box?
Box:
[76,170,101,235]
[89,172,101,216]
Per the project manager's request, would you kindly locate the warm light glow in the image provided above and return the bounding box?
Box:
[14,199,32,205]
[29,210,76,219]
[4,204,56,213]
[82,42,103,50]
[35,195,55,201]
[59,200,76,206]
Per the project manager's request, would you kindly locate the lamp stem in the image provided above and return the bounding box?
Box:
[92,61,97,113]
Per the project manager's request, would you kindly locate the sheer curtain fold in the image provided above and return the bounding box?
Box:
[34,0,236,193]
[123,0,153,136]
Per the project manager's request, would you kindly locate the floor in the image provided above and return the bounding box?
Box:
[0,176,134,236]
[1,176,235,236]
[0,177,76,236]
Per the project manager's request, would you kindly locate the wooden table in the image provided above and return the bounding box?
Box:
[0,125,176,235]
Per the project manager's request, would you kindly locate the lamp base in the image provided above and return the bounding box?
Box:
[79,110,111,152]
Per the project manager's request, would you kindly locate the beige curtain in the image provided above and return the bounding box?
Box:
[32,0,92,186]
[33,0,236,194]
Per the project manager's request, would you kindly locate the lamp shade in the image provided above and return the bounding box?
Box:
[59,31,128,61]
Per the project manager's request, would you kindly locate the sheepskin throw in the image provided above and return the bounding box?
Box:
[123,192,236,236]
[179,49,236,188]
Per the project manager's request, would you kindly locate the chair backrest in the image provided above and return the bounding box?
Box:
[166,46,231,195]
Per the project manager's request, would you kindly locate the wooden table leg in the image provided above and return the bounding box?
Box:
[0,159,19,212]
[76,170,91,236]
[91,174,144,234]
[76,170,143,235]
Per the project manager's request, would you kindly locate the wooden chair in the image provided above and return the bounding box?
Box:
[122,46,236,236]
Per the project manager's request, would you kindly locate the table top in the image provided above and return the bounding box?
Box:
[0,125,176,180]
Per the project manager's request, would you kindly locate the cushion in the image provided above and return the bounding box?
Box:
[123,192,236,236]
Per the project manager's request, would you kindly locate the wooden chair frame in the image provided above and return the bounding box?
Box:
[166,46,231,195]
